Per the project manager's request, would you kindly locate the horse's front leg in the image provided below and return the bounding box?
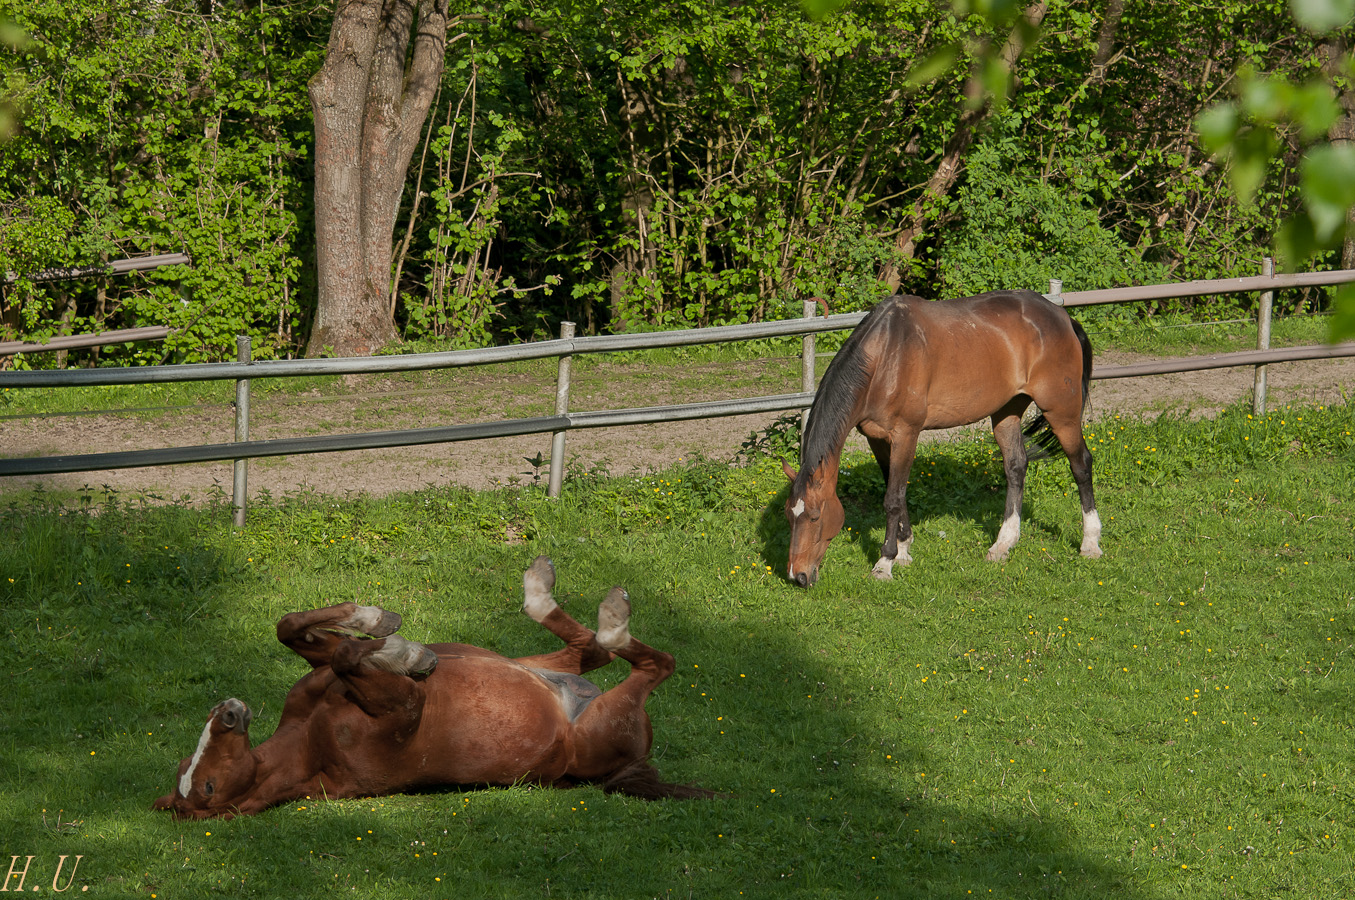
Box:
[277,603,403,669]
[330,635,436,722]
[567,588,667,779]
[987,412,1029,562]
[872,432,918,580]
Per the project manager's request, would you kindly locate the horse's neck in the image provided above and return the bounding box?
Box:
[248,722,311,785]
[808,453,842,491]
[805,341,876,471]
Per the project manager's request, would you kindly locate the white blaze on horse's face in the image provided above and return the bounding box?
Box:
[783,480,845,588]
[178,717,216,798]
[170,699,255,814]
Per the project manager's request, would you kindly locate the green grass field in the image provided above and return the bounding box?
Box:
[2,396,1353,898]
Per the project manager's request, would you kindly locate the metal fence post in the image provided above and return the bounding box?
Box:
[547,321,576,498]
[1253,257,1275,416]
[232,335,251,527]
[801,299,817,431]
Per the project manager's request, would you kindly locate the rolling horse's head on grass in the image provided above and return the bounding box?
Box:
[784,290,1103,587]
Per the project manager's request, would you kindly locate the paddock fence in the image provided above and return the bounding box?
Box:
[1,263,1353,523]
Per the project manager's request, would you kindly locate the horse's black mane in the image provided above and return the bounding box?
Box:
[798,298,894,482]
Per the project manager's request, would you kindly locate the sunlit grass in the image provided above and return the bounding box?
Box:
[1,401,1352,898]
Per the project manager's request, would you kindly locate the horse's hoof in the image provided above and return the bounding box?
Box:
[522,557,558,622]
[597,587,632,651]
[871,560,894,580]
[370,635,438,676]
[525,556,556,590]
[1081,545,1103,559]
[985,549,1010,563]
[345,605,402,637]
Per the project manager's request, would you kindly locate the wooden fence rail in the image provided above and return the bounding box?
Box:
[1,265,1352,521]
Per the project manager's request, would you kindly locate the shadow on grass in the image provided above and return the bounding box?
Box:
[2,487,1160,899]
[756,444,1095,580]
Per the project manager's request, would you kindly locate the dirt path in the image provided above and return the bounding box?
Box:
[0,351,1350,502]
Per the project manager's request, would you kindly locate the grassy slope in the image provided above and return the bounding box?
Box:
[1,399,1352,898]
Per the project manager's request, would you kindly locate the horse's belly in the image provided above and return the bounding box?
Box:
[405,665,573,785]
[920,392,1011,430]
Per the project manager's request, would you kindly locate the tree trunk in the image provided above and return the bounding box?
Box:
[306,0,449,358]
[610,71,661,332]
[878,1,1048,291]
[1321,36,1355,270]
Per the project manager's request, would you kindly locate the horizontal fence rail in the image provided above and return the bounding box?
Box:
[1054,268,1355,307]
[1,267,1353,506]
[0,325,173,356]
[0,316,862,388]
[0,394,819,477]
[3,252,191,285]
[1092,342,1355,378]
[2,341,1351,479]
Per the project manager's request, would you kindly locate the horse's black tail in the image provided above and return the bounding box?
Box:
[602,759,718,801]
[1023,317,1092,461]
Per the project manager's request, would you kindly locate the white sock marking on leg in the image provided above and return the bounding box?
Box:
[1081,509,1103,557]
[522,558,558,623]
[987,513,1021,561]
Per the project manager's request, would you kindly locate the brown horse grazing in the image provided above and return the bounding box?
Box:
[782,290,1101,586]
[153,557,711,818]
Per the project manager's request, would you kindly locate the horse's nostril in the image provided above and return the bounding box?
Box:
[794,572,809,588]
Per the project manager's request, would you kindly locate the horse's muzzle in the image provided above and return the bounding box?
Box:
[791,568,818,588]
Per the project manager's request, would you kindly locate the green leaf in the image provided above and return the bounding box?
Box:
[800,0,846,20]
[1289,80,1341,140]
[1289,0,1355,33]
[1194,103,1239,153]
[1299,143,1355,241]
[977,55,1012,111]
[1274,211,1320,268]
[1240,73,1293,122]
[904,46,959,88]
[1228,127,1279,204]
[1328,282,1355,341]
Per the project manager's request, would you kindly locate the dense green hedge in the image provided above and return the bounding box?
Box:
[0,0,1340,363]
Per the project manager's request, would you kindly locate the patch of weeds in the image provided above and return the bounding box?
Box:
[737,412,802,463]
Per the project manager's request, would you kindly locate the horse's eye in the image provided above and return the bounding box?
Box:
[808,508,821,522]
[204,780,215,796]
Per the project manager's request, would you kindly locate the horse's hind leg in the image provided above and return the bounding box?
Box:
[987,402,1031,562]
[277,603,403,669]
[1041,411,1101,558]
[566,588,670,779]
[516,556,615,675]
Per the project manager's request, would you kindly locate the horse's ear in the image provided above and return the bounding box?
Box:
[780,459,798,483]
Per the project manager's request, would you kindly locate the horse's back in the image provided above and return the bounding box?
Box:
[878,290,1070,341]
[861,290,1083,430]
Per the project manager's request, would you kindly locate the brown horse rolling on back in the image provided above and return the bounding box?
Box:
[783,290,1101,586]
[154,557,711,818]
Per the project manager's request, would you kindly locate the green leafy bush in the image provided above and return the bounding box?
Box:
[935,144,1168,315]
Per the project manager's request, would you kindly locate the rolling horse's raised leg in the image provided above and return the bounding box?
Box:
[987,400,1031,562]
[517,556,615,675]
[565,587,671,780]
[329,633,438,722]
[869,431,919,580]
[276,603,404,669]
